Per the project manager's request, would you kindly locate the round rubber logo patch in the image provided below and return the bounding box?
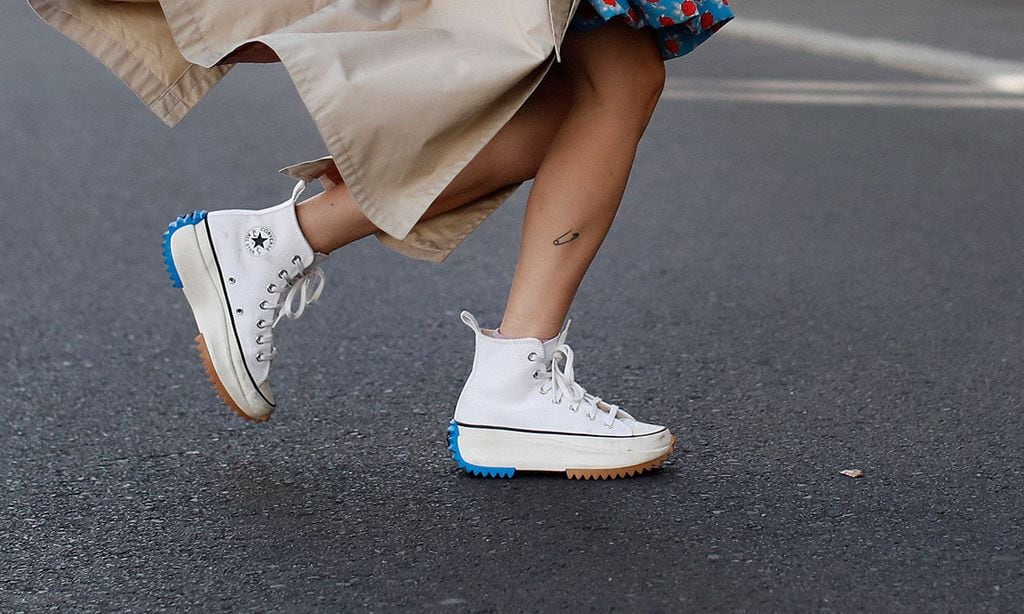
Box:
[244,226,274,256]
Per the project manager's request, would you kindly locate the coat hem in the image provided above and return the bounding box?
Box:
[269,36,554,242]
[27,0,230,127]
[30,0,577,263]
[278,156,525,264]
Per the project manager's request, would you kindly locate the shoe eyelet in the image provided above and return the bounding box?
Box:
[539,385,548,395]
[532,370,541,379]
[292,255,302,266]
[586,414,596,422]
[604,422,614,429]
[267,284,277,293]
[227,277,236,284]
[255,353,264,362]
[278,270,288,279]
[235,308,243,315]
[259,300,269,310]
[256,319,267,329]
[527,352,538,362]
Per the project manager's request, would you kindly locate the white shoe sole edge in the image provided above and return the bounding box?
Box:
[169,219,274,421]
[449,420,675,479]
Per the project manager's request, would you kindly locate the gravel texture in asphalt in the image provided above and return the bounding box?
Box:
[2,1,1023,611]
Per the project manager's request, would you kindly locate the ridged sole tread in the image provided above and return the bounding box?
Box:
[162,210,208,288]
[447,420,676,480]
[565,435,676,480]
[447,421,515,478]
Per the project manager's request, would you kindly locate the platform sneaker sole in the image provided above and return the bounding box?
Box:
[447,420,675,479]
[163,212,274,422]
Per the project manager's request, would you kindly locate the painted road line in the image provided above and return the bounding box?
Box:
[720,20,1024,94]
[661,88,1024,110]
[666,79,993,95]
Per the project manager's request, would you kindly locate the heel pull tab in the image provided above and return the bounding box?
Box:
[289,179,308,205]
[460,310,482,334]
[554,317,572,347]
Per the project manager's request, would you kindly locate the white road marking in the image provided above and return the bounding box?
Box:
[661,78,1024,109]
[661,87,1024,110]
[718,20,1024,94]
[667,79,988,95]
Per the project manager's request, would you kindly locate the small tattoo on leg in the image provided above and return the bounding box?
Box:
[553,230,580,246]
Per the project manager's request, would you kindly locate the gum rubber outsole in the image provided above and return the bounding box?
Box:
[447,420,676,480]
[565,436,676,480]
[162,210,208,288]
[195,333,268,423]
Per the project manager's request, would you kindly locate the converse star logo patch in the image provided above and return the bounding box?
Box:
[244,226,274,256]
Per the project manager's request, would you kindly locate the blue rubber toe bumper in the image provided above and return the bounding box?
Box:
[447,420,515,478]
[162,210,208,288]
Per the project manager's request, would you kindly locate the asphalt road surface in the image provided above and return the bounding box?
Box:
[2,1,1023,611]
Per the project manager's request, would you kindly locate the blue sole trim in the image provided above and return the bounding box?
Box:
[162,210,208,288]
[447,420,515,478]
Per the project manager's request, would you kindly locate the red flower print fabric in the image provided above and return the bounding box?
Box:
[568,0,735,60]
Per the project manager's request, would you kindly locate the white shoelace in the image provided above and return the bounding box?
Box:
[535,342,623,428]
[255,255,325,363]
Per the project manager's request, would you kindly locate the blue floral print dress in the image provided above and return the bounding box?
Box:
[569,0,735,60]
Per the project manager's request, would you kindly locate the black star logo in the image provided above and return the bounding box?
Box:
[251,233,268,249]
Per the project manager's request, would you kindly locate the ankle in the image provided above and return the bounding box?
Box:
[495,320,562,340]
[494,327,557,343]
[293,186,378,254]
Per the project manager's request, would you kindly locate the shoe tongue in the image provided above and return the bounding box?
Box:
[542,320,571,360]
[541,336,560,360]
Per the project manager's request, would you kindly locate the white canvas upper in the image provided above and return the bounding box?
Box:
[168,180,325,419]
[203,182,322,385]
[454,311,667,438]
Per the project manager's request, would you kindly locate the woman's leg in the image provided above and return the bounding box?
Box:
[498,19,666,339]
[295,62,574,254]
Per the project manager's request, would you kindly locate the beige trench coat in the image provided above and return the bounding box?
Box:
[28,0,581,262]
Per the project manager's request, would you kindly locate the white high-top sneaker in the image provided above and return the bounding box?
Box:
[161,180,326,421]
[449,311,676,479]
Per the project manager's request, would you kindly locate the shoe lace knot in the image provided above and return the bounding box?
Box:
[254,255,325,363]
[534,342,623,429]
